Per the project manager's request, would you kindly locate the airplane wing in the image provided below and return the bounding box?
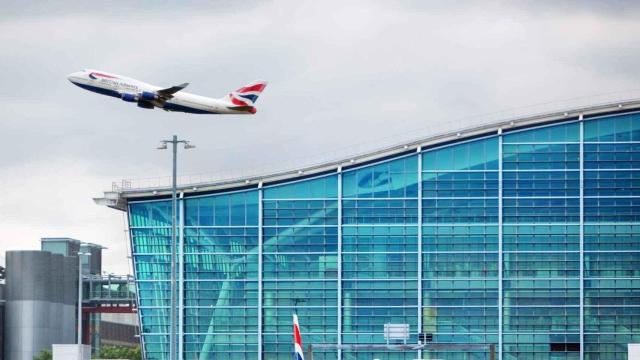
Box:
[157,83,189,99]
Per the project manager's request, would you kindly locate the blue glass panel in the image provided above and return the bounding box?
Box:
[585,306,640,333]
[343,280,418,306]
[584,279,640,306]
[264,175,338,199]
[184,280,258,306]
[423,137,499,171]
[423,171,499,197]
[503,306,579,333]
[263,200,338,226]
[343,253,418,279]
[423,198,499,223]
[423,306,498,334]
[343,199,419,224]
[423,279,498,306]
[503,225,579,252]
[343,225,417,252]
[129,201,172,227]
[504,252,579,278]
[503,144,580,170]
[585,170,640,196]
[584,224,640,251]
[263,226,337,252]
[423,225,499,251]
[424,252,498,278]
[503,198,580,223]
[263,280,337,307]
[503,279,579,306]
[184,190,258,227]
[263,253,337,279]
[342,156,418,198]
[584,113,640,142]
[584,143,640,169]
[503,122,580,143]
[585,197,640,222]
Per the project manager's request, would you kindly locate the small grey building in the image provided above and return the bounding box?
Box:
[4,251,77,360]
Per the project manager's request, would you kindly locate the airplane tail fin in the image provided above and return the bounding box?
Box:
[223,80,268,108]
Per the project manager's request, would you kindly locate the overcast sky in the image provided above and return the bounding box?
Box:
[1,1,639,274]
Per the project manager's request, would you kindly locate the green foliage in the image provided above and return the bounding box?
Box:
[33,349,53,360]
[95,346,141,360]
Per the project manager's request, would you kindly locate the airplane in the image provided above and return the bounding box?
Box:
[67,69,267,114]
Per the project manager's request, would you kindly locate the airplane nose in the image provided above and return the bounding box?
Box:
[67,71,82,82]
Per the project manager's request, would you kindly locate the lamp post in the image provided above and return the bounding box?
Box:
[77,250,91,345]
[158,135,195,360]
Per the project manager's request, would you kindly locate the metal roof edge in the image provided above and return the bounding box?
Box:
[95,99,640,211]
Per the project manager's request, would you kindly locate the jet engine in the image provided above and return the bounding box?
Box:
[140,91,159,101]
[121,93,138,102]
[137,101,154,109]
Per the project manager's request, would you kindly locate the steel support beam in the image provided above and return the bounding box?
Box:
[498,131,504,360]
[170,135,178,360]
[416,147,423,360]
[258,185,264,360]
[178,195,185,360]
[337,170,343,360]
[82,306,137,314]
[579,115,585,360]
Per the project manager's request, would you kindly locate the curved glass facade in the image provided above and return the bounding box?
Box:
[128,111,640,360]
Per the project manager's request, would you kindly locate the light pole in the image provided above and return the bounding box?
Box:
[77,250,91,345]
[158,135,195,360]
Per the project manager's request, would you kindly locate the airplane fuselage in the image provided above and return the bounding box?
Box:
[67,70,263,114]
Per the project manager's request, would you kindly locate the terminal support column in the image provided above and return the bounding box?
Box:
[171,135,178,360]
[579,115,585,360]
[417,147,423,360]
[498,131,503,360]
[178,194,185,360]
[337,169,343,360]
[258,184,264,360]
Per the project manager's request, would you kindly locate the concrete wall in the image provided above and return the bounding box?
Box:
[50,254,63,350]
[5,251,77,360]
[62,256,78,344]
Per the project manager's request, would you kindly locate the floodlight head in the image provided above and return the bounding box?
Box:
[157,143,168,150]
[184,142,196,150]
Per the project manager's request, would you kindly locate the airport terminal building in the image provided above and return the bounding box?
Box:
[100,102,640,360]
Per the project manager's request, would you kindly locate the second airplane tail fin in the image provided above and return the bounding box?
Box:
[223,80,268,108]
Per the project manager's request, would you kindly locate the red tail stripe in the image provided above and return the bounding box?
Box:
[294,325,302,346]
[237,83,266,93]
[231,97,249,106]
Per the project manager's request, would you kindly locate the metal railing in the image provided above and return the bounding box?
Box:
[83,274,136,302]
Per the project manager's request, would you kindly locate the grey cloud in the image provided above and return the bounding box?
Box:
[1,0,639,273]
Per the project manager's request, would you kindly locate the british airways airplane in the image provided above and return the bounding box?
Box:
[67,69,267,114]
